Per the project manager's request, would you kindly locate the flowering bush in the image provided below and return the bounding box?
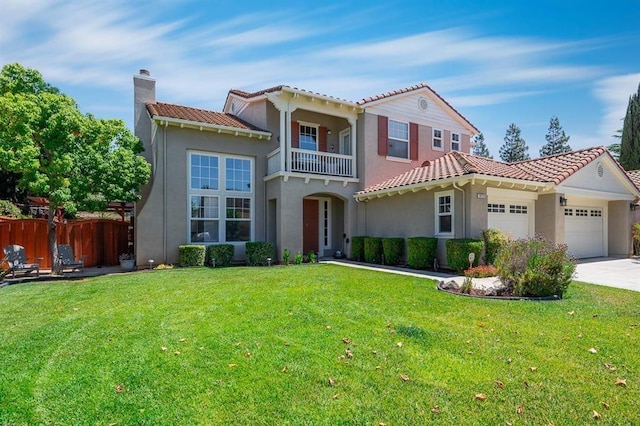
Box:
[464,265,498,278]
[495,236,575,297]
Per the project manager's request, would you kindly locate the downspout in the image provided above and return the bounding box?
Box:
[453,182,465,237]
[163,121,168,263]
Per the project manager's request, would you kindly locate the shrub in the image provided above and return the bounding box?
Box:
[294,252,303,265]
[381,238,404,266]
[464,265,498,278]
[308,250,316,263]
[364,237,383,264]
[0,199,23,218]
[206,244,234,267]
[460,276,473,294]
[633,222,640,256]
[351,236,366,261]
[245,242,275,266]
[495,236,575,297]
[482,229,509,265]
[178,245,206,267]
[283,249,291,265]
[407,237,438,270]
[446,239,484,272]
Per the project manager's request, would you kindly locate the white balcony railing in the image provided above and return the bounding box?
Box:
[267,148,355,178]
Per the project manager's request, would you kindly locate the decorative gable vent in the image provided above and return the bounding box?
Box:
[418,97,428,112]
[596,162,604,178]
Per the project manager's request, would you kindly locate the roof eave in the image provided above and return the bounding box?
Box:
[152,115,272,140]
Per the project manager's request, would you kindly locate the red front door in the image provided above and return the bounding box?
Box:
[303,199,319,254]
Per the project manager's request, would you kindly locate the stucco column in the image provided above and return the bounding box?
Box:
[349,117,357,178]
[279,108,286,172]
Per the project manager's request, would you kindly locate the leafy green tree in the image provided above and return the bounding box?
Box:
[620,83,640,170]
[499,123,530,162]
[0,63,151,273]
[539,116,571,156]
[472,132,492,158]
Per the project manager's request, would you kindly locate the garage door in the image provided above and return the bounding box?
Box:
[564,207,604,258]
[487,202,531,239]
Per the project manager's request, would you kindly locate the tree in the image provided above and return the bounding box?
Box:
[0,63,151,273]
[472,132,492,158]
[608,128,622,160]
[620,82,640,170]
[499,123,530,162]
[539,116,571,156]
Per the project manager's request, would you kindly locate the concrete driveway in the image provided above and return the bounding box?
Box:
[574,257,640,292]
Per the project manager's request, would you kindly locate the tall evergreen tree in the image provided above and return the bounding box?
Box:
[472,132,492,158]
[499,123,529,162]
[620,82,640,170]
[539,116,571,156]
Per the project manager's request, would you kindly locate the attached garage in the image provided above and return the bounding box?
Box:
[564,206,604,258]
[486,189,535,239]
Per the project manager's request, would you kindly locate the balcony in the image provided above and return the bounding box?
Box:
[267,148,355,178]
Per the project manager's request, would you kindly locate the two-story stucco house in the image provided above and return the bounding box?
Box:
[133,70,640,266]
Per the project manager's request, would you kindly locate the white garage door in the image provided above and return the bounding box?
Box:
[564,207,604,258]
[487,202,531,239]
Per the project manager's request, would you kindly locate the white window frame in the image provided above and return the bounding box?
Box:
[435,190,454,237]
[387,119,409,159]
[298,121,319,152]
[187,151,254,245]
[433,129,443,151]
[339,128,351,156]
[451,133,460,151]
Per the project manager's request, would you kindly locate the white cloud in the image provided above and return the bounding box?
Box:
[594,73,640,139]
[447,91,544,107]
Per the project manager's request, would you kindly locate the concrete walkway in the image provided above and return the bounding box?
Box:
[574,257,640,292]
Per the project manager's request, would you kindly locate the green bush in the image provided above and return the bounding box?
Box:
[0,200,23,218]
[283,249,291,265]
[178,245,206,267]
[351,236,366,261]
[482,229,509,265]
[382,238,404,266]
[294,252,303,265]
[445,239,484,272]
[633,222,640,256]
[364,237,383,264]
[206,244,234,267]
[495,236,575,297]
[308,251,316,264]
[245,241,275,266]
[407,237,438,270]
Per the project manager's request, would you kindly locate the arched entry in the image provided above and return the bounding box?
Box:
[303,195,343,257]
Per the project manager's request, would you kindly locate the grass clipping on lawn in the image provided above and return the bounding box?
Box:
[0,265,638,425]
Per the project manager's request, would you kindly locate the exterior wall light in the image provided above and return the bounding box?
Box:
[559,196,568,207]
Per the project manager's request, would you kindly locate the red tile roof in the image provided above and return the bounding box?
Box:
[228,85,355,104]
[628,170,640,190]
[357,147,612,195]
[146,102,268,132]
[357,83,479,134]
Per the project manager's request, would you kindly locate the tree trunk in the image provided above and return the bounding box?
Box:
[48,210,60,275]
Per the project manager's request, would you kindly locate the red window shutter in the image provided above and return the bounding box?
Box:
[291,122,299,148]
[410,122,419,160]
[319,126,328,152]
[378,115,388,156]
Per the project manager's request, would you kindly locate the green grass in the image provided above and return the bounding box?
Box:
[1,264,639,425]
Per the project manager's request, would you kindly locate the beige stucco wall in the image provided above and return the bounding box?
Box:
[136,125,273,265]
[535,193,563,243]
[465,183,488,239]
[608,200,632,256]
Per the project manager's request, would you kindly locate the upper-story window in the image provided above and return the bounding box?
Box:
[300,125,318,151]
[451,133,460,151]
[433,129,443,150]
[388,119,409,159]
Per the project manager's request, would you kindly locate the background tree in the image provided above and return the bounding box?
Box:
[0,63,151,273]
[620,82,640,170]
[499,123,530,162]
[607,128,622,160]
[539,116,571,156]
[472,132,492,158]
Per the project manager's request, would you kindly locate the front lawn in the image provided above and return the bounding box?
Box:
[1,265,639,425]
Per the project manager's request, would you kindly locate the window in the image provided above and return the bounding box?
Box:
[339,128,351,155]
[590,209,602,217]
[509,205,528,214]
[564,208,573,216]
[433,129,443,149]
[435,191,453,235]
[451,133,460,151]
[388,119,409,159]
[188,152,253,244]
[300,125,318,151]
[488,203,505,213]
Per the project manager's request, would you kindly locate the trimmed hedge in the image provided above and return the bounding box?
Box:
[245,241,276,266]
[482,228,509,265]
[351,236,366,261]
[382,238,404,266]
[407,237,438,270]
[178,245,206,267]
[445,238,484,272]
[364,237,383,264]
[206,244,234,267]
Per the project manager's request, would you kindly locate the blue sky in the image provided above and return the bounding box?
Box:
[2,0,639,157]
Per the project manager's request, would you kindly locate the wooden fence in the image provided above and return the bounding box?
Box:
[0,218,130,269]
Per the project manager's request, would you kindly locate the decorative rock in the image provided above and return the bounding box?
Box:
[440,280,460,290]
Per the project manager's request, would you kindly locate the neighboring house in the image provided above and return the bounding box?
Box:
[628,170,640,223]
[355,148,640,263]
[132,70,639,266]
[133,71,477,265]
